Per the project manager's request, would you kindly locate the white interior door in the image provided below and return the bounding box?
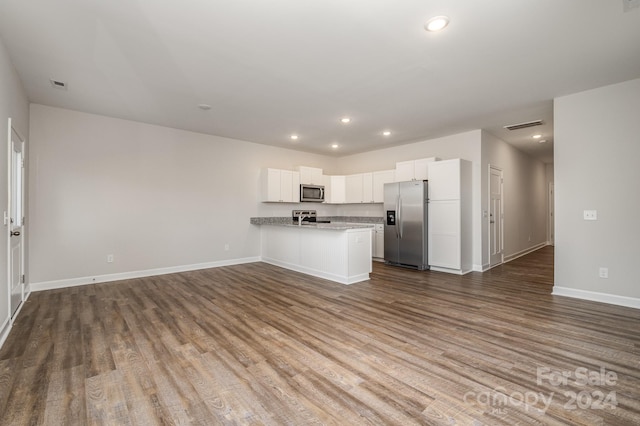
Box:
[549,182,555,246]
[489,166,504,267]
[8,120,25,318]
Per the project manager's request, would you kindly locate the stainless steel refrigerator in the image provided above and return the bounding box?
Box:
[384,180,429,270]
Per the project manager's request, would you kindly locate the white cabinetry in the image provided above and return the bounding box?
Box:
[262,168,300,202]
[373,224,384,258]
[427,159,472,274]
[372,170,395,203]
[345,173,374,203]
[395,157,440,182]
[296,166,324,185]
[260,225,372,284]
[323,175,346,204]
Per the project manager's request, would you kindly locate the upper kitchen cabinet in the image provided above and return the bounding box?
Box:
[395,157,440,182]
[428,158,466,200]
[323,175,346,204]
[345,173,374,203]
[262,168,300,202]
[372,170,395,202]
[296,166,323,185]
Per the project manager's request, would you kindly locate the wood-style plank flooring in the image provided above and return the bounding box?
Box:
[1,246,639,425]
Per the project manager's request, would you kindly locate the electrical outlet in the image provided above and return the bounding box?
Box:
[599,267,609,279]
[107,254,114,263]
[224,244,230,251]
[583,210,598,221]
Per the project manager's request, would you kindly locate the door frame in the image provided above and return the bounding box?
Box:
[488,165,504,268]
[548,182,555,246]
[6,117,27,319]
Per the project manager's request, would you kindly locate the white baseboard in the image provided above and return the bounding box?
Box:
[31,257,260,292]
[552,287,640,310]
[473,263,491,272]
[429,266,472,275]
[504,242,548,263]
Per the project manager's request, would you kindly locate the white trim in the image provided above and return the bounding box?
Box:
[429,266,472,275]
[552,287,640,310]
[261,257,369,285]
[31,257,260,292]
[488,164,504,268]
[0,284,30,351]
[503,242,548,263]
[473,263,491,272]
[0,316,10,350]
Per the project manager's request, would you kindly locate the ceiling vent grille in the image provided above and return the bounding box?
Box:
[503,120,543,131]
[50,79,68,90]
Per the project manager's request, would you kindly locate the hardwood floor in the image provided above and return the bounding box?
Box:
[1,246,639,425]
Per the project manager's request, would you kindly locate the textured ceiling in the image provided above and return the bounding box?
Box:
[1,0,639,163]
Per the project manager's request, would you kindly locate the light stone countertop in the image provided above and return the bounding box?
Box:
[263,222,375,230]
[250,216,383,227]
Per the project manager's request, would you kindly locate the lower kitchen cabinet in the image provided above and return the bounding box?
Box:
[260,224,372,284]
[373,224,384,258]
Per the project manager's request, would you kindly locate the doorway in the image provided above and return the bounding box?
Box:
[8,118,25,318]
[489,166,504,268]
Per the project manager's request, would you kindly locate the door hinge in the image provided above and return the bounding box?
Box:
[22,274,25,284]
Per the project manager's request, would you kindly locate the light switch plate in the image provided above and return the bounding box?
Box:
[583,210,598,220]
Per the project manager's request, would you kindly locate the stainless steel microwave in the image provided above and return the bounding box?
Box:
[300,184,325,202]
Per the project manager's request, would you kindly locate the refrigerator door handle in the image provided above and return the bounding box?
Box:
[395,195,400,239]
[398,196,403,239]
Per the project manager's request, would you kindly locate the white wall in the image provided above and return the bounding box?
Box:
[0,36,30,339]
[28,105,335,286]
[481,131,548,267]
[335,130,483,268]
[554,78,640,304]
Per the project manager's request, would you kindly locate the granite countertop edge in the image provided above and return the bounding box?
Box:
[250,216,383,229]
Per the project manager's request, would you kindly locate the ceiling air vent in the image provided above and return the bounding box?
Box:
[503,120,543,131]
[49,79,68,90]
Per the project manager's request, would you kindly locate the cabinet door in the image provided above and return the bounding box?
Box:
[345,174,363,203]
[374,225,385,258]
[373,170,395,202]
[395,161,414,182]
[263,168,281,201]
[297,166,323,184]
[362,173,373,203]
[428,200,461,269]
[291,171,300,202]
[428,159,461,201]
[414,158,434,181]
[324,175,345,203]
[280,170,294,202]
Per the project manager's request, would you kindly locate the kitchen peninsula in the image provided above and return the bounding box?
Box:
[250,214,377,284]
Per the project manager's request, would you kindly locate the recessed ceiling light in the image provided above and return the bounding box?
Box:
[538,139,547,144]
[331,143,339,149]
[340,117,351,124]
[198,104,211,110]
[383,130,391,136]
[290,135,299,141]
[424,16,450,32]
[533,134,542,139]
